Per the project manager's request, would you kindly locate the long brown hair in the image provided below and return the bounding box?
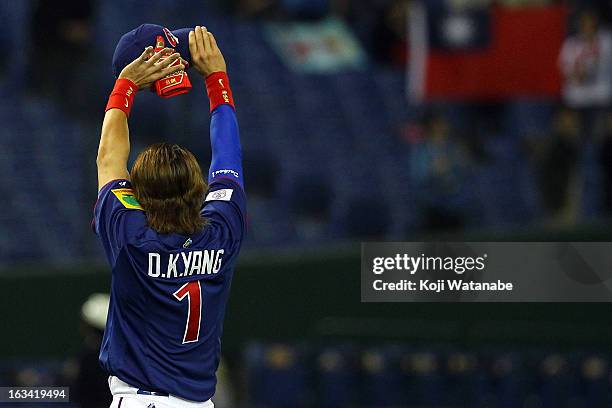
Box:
[131,143,207,235]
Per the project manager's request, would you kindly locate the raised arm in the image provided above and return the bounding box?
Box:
[97,47,185,191]
[189,26,244,188]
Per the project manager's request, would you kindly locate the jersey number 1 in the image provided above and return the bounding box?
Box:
[173,281,202,344]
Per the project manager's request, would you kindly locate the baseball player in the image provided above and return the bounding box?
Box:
[94,26,245,407]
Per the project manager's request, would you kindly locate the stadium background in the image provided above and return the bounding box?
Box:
[2,0,612,406]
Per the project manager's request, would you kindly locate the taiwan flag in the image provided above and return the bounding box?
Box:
[408,2,568,102]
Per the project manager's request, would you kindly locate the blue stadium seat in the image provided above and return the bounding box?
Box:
[316,346,359,408]
[537,353,580,408]
[360,346,406,406]
[245,343,310,407]
[401,349,445,407]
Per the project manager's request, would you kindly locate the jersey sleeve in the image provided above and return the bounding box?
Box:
[201,178,247,241]
[93,179,146,266]
[209,104,244,187]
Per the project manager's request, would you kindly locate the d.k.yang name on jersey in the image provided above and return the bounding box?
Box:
[147,249,225,279]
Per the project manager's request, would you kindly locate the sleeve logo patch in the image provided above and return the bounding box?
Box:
[205,189,233,202]
[211,169,240,179]
[111,188,143,210]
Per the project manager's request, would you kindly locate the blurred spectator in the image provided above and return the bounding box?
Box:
[371,0,409,67]
[233,0,330,19]
[559,10,612,137]
[498,0,553,5]
[530,108,581,225]
[598,111,612,215]
[69,293,111,408]
[242,152,296,244]
[29,0,94,99]
[281,0,330,19]
[290,177,333,242]
[410,113,469,231]
[214,359,238,408]
[234,0,280,18]
[244,152,280,199]
[344,197,391,239]
[464,102,502,165]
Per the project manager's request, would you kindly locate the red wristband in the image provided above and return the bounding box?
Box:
[105,78,138,117]
[205,72,235,112]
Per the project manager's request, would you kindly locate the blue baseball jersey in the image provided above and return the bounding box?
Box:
[93,176,246,402]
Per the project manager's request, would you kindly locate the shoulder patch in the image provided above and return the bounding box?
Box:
[111,188,143,210]
[205,189,233,202]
